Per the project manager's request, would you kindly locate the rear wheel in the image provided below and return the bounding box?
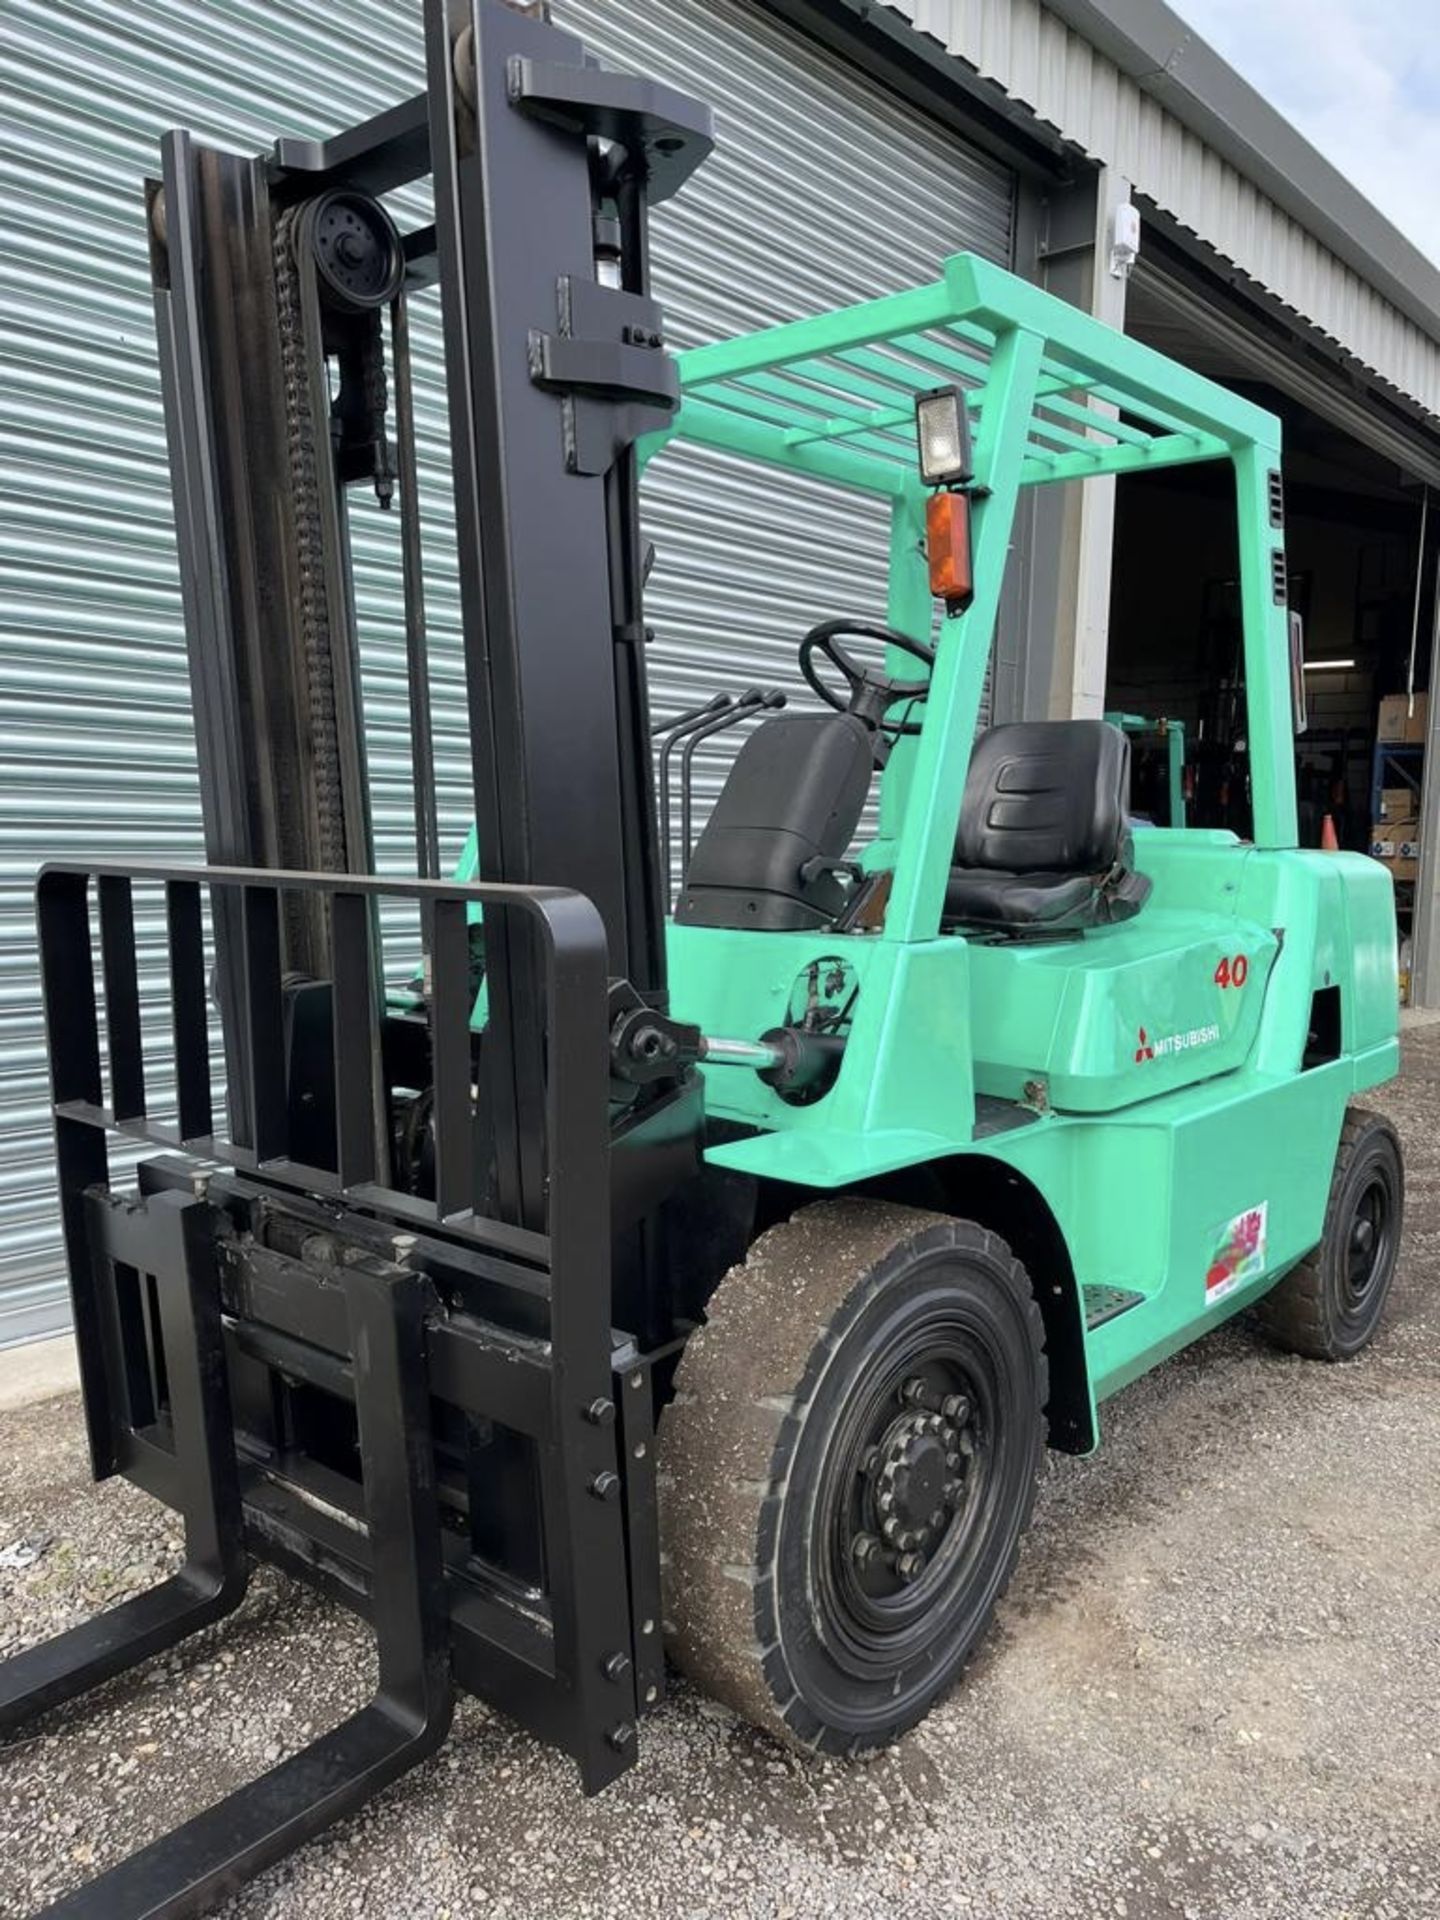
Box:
[658,1198,1047,1752]
[1255,1106,1404,1359]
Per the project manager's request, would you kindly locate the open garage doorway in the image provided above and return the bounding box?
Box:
[1107,250,1435,882]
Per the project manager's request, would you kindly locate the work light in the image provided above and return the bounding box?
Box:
[914,386,976,611]
[914,385,973,488]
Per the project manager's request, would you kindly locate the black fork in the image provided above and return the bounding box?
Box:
[0,1195,455,1920]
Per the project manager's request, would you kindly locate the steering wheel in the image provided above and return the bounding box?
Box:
[799,618,936,737]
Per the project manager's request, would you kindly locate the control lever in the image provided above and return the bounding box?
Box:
[650,686,787,904]
[651,692,730,738]
[653,694,733,889]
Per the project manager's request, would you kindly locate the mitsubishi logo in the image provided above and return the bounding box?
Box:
[1134,1021,1220,1064]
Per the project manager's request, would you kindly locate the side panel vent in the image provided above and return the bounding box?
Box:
[1271,549,1288,605]
[1268,467,1285,529]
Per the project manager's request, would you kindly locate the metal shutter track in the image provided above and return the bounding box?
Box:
[0,0,1012,1344]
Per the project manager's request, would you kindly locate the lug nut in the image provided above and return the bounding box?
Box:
[941,1393,970,1423]
[896,1551,927,1582]
[852,1532,882,1570]
[899,1377,929,1407]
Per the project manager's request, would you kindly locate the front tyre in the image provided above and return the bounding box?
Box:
[658,1199,1047,1752]
[1256,1106,1404,1360]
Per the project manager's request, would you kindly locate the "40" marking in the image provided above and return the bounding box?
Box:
[1214,954,1249,989]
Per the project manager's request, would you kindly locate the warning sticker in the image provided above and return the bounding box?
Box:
[1206,1203,1268,1305]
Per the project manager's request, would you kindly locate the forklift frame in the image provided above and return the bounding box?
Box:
[642,250,1296,891]
[639,257,1396,1428]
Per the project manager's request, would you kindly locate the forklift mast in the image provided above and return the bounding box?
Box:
[0,6,716,1915]
[154,0,707,1194]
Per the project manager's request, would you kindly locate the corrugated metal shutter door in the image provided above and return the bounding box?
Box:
[0,0,1012,1345]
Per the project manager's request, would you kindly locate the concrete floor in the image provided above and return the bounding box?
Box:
[2,1033,1438,1919]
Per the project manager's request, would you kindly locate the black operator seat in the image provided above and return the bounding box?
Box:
[944,720,1152,933]
[674,711,874,931]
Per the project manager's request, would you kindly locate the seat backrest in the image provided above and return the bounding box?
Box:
[955,720,1130,874]
[675,711,873,930]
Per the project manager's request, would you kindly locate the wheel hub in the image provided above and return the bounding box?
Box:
[1346,1181,1387,1299]
[868,1408,967,1563]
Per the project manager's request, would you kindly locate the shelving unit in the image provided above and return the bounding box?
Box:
[1370,740,1424,823]
[1370,738,1424,1004]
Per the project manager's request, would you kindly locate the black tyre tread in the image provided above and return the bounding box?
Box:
[657,1196,1046,1753]
[1255,1106,1402,1360]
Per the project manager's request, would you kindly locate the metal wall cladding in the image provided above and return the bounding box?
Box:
[0,0,1013,1342]
[888,0,1440,420]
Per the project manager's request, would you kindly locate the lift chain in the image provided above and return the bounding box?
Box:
[272,201,348,874]
[360,306,395,507]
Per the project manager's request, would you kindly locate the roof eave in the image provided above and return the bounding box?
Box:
[1036,0,1440,348]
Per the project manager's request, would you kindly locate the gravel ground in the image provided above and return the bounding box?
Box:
[3,1033,1439,1919]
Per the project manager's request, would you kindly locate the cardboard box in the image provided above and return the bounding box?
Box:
[1375,825,1419,850]
[1378,786,1420,825]
[1370,839,1420,881]
[1376,691,1428,743]
[1373,821,1419,854]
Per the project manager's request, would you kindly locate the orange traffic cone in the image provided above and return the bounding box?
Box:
[1320,813,1339,851]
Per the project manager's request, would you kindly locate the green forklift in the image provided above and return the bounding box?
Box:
[644,251,1402,1747]
[1105,709,1187,825]
[0,4,1402,1912]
